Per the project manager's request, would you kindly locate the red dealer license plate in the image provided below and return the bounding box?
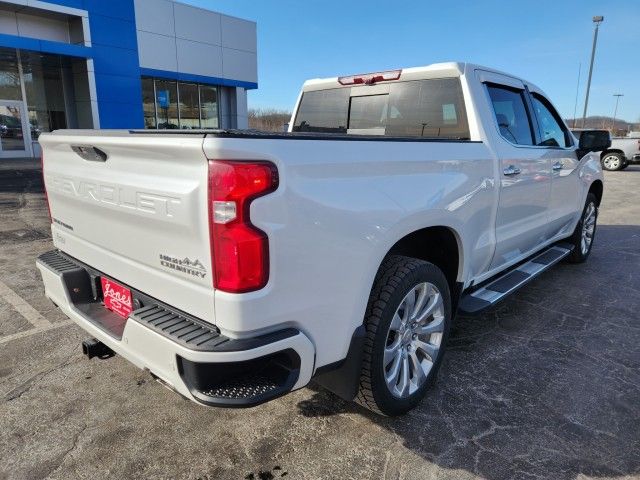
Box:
[101,277,133,319]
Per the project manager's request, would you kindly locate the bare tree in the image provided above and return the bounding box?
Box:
[248,108,291,132]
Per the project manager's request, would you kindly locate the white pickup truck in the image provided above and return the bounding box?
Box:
[37,62,609,416]
[601,137,640,171]
[572,129,640,171]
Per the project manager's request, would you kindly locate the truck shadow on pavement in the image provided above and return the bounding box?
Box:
[297,224,640,480]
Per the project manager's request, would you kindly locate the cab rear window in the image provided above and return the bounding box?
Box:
[292,88,349,133]
[293,78,470,139]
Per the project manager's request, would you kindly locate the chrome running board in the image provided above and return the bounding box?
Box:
[458,243,573,314]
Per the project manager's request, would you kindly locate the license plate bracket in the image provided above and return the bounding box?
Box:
[100,277,133,319]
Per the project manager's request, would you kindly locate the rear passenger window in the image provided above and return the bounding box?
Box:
[531,94,571,148]
[486,85,534,146]
[385,78,470,139]
[293,88,349,133]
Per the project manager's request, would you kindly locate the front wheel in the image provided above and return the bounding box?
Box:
[601,153,624,171]
[567,193,598,263]
[355,255,451,416]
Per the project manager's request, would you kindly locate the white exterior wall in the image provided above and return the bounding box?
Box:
[234,87,248,129]
[133,0,256,129]
[0,10,67,42]
[0,1,91,46]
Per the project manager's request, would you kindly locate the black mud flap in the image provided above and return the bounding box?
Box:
[311,325,366,401]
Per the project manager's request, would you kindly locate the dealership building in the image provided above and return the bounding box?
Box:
[0,0,257,157]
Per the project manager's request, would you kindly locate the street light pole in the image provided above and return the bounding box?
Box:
[581,16,604,128]
[611,94,623,132]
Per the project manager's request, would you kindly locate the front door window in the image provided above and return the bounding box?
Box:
[530,93,572,148]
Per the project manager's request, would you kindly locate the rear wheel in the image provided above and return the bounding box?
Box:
[567,193,598,263]
[355,255,451,416]
[601,153,624,171]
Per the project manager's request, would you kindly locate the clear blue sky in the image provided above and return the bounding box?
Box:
[185,0,639,122]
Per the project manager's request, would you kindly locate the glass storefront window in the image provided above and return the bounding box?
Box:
[0,48,22,101]
[141,78,220,130]
[0,104,26,151]
[178,82,200,129]
[200,85,218,129]
[21,52,67,140]
[142,77,156,129]
[155,80,179,129]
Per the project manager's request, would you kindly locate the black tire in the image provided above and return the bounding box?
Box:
[355,255,452,416]
[566,193,598,263]
[620,162,629,170]
[601,152,624,171]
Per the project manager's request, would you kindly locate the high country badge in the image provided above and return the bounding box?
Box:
[159,254,207,278]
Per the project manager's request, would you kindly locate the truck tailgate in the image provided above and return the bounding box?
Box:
[40,131,215,324]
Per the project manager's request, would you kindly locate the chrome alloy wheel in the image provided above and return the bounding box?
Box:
[602,155,621,170]
[581,202,596,255]
[383,282,445,398]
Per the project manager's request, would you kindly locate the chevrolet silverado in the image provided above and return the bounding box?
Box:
[36,62,609,416]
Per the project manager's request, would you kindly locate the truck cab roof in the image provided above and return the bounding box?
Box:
[301,62,544,94]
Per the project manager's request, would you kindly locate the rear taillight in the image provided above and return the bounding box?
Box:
[41,154,52,222]
[208,160,278,293]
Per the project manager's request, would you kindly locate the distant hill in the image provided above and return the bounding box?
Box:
[565,116,638,136]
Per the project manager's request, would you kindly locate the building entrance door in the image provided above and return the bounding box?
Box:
[0,100,32,158]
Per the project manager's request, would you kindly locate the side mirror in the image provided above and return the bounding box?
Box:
[578,129,611,153]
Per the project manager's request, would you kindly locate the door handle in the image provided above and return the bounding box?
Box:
[552,161,563,171]
[503,165,521,176]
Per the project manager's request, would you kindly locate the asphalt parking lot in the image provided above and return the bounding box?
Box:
[0,160,639,480]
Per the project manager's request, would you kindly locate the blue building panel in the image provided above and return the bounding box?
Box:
[83,0,136,21]
[93,73,144,105]
[89,15,138,50]
[0,33,40,53]
[45,0,134,18]
[40,39,93,58]
[140,68,259,90]
[45,0,84,9]
[87,7,143,127]
[90,45,140,77]
[97,101,144,128]
[0,33,92,58]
